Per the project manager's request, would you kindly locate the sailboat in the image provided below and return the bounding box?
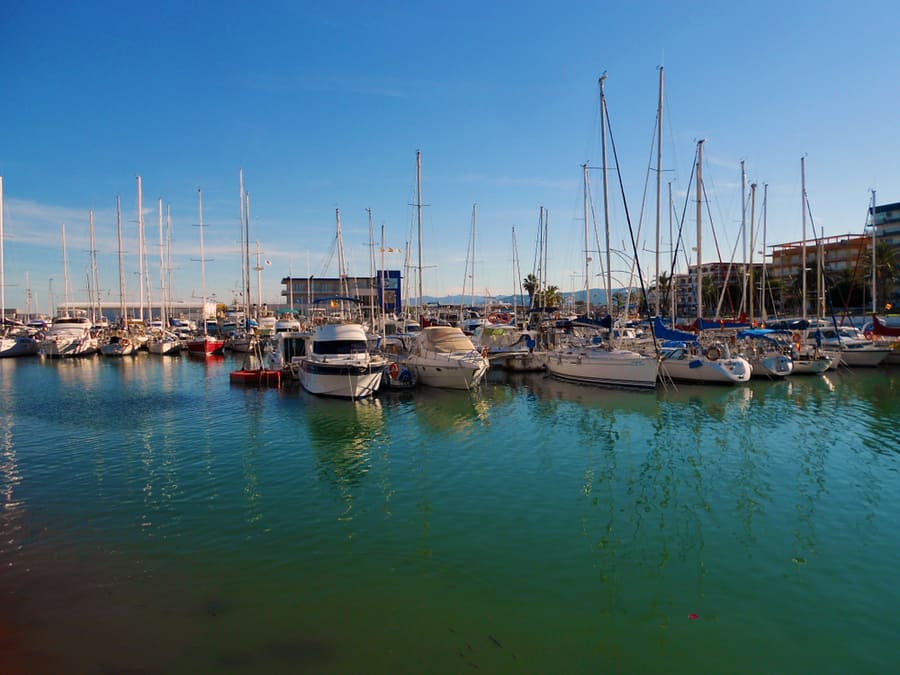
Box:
[543,77,658,390]
[0,176,40,358]
[402,151,489,390]
[186,189,226,356]
[101,197,136,357]
[657,141,750,384]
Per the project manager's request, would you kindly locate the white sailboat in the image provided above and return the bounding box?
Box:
[543,78,658,390]
[148,199,180,355]
[101,197,136,357]
[657,140,750,384]
[186,189,225,356]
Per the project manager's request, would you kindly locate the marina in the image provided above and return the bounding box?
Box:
[1,353,898,673]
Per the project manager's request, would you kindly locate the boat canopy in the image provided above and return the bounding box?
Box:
[421,326,476,353]
[653,316,698,343]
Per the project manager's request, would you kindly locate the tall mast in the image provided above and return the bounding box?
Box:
[583,163,591,317]
[367,208,375,326]
[740,160,747,313]
[254,241,263,319]
[749,181,757,324]
[871,189,877,314]
[239,169,246,323]
[379,222,386,334]
[655,66,664,317]
[116,196,126,323]
[599,73,612,316]
[198,189,208,335]
[158,197,167,329]
[166,204,173,318]
[336,208,347,316]
[137,176,145,322]
[61,223,71,315]
[800,157,807,321]
[471,203,477,312]
[761,184,768,322]
[415,150,423,318]
[89,208,100,323]
[245,190,252,322]
[695,140,704,322]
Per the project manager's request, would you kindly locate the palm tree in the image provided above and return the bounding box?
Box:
[650,271,672,315]
[545,285,563,308]
[523,274,538,306]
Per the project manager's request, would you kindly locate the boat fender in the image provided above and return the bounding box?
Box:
[705,346,721,361]
[388,362,400,379]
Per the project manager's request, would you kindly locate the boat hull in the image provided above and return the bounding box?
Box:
[659,351,751,384]
[299,361,385,399]
[544,349,658,390]
[408,352,489,390]
[0,336,40,358]
[186,337,226,356]
[230,369,282,387]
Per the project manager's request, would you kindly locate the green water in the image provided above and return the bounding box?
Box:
[1,355,898,673]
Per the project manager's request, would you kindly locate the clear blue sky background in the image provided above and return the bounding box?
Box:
[1,1,897,315]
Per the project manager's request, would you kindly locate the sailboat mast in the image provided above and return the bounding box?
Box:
[336,208,347,316]
[471,203,477,313]
[198,189,208,336]
[749,181,757,324]
[416,150,423,318]
[655,66,664,317]
[583,163,591,317]
[871,189,877,314]
[137,176,145,322]
[116,196,126,323]
[89,208,100,323]
[380,223,386,334]
[61,223,70,315]
[158,197,167,329]
[801,157,807,321]
[761,184,768,322]
[367,207,375,326]
[166,204,173,320]
[740,161,747,313]
[695,140,704,322]
[245,190,252,321]
[255,241,263,319]
[599,74,612,316]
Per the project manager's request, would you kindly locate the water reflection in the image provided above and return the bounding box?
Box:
[301,396,385,529]
[409,387,490,436]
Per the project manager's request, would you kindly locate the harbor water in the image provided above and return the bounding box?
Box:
[1,355,898,673]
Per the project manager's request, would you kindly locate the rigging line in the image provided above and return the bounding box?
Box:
[604,93,657,353]
[669,147,697,279]
[632,109,662,257]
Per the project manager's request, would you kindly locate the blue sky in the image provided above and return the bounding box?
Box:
[2,1,898,315]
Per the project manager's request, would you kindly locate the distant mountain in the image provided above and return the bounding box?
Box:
[420,287,637,307]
